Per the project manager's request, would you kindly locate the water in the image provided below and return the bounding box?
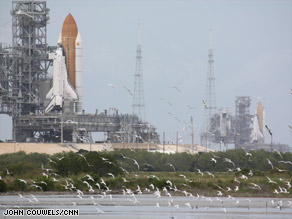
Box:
[0,194,292,218]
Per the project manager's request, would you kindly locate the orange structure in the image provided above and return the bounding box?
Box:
[61,13,78,88]
[256,102,264,135]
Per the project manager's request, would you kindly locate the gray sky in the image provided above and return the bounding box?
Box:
[0,0,291,149]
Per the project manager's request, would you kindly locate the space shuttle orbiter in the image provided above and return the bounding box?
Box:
[250,102,265,144]
[45,45,78,113]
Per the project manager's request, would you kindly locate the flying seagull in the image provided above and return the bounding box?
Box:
[107,83,116,88]
[202,100,208,109]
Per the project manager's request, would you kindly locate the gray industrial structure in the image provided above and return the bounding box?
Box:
[206,96,259,147]
[198,30,288,152]
[234,96,253,148]
[13,112,159,144]
[0,1,52,116]
[205,97,252,149]
[208,108,235,148]
[204,96,289,152]
[0,0,160,144]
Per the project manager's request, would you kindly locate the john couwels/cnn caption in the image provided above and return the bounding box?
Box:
[3,209,79,216]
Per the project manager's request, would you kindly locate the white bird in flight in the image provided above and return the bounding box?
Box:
[107,83,116,88]
[48,158,56,164]
[266,159,274,169]
[245,152,252,157]
[122,85,133,96]
[160,98,172,106]
[95,182,101,189]
[197,169,204,176]
[166,163,176,171]
[131,159,140,170]
[202,100,208,109]
[147,175,160,180]
[179,174,187,180]
[273,149,283,159]
[278,160,292,165]
[166,180,172,187]
[185,202,192,208]
[85,174,94,182]
[224,158,235,168]
[250,183,262,190]
[186,105,195,110]
[212,153,220,159]
[170,84,181,92]
[107,173,115,178]
[275,167,288,172]
[266,176,277,184]
[205,171,215,178]
[18,179,27,184]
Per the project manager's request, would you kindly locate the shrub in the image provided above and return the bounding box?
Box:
[11,179,27,191]
[0,180,7,192]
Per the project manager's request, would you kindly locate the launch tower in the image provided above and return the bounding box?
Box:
[234,96,252,148]
[132,24,145,121]
[200,29,217,149]
[0,1,50,116]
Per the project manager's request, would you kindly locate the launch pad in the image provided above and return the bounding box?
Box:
[0,0,160,144]
[13,112,159,144]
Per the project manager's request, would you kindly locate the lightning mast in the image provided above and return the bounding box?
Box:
[132,23,145,121]
[201,29,217,149]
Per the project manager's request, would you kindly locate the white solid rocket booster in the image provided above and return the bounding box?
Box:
[75,32,83,114]
[57,33,62,44]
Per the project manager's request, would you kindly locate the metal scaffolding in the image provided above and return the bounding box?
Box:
[10,1,50,115]
[0,43,14,115]
[13,111,160,144]
[1,1,52,119]
[234,96,252,148]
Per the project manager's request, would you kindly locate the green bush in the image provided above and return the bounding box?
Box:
[0,180,7,192]
[7,162,41,177]
[206,181,216,189]
[11,179,27,191]
[189,181,204,189]
[51,151,123,177]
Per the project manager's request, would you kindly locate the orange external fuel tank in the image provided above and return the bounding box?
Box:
[256,102,264,135]
[61,13,78,89]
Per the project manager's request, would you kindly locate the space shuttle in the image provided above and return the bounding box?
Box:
[45,13,83,114]
[250,102,265,144]
[45,45,78,113]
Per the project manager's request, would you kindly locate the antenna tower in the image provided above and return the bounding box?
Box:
[132,23,145,121]
[201,29,217,149]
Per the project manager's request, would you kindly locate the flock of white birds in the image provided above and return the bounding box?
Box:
[4,148,291,215]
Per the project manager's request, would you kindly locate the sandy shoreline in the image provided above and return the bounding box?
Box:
[0,142,212,155]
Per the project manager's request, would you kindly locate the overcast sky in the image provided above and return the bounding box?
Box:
[0,0,291,149]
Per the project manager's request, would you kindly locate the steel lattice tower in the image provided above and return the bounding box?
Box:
[10,1,50,116]
[132,24,145,121]
[201,29,217,149]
